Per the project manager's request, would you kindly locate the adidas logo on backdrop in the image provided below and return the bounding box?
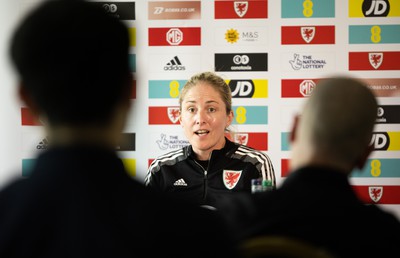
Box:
[164,56,185,71]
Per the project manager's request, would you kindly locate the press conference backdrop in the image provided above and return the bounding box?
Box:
[1,0,400,218]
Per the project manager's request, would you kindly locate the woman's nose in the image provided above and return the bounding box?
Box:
[195,110,207,124]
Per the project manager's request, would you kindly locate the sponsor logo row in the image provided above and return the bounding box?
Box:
[21,129,400,154]
[282,131,400,151]
[136,52,400,72]
[21,104,400,127]
[281,158,400,180]
[89,1,400,20]
[147,25,400,46]
[149,78,400,99]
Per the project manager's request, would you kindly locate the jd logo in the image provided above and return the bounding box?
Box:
[362,0,390,17]
[229,80,255,98]
[370,132,389,150]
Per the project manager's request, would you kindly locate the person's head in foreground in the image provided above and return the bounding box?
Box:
[10,0,132,147]
[289,76,377,174]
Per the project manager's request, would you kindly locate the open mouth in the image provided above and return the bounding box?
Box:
[195,129,210,136]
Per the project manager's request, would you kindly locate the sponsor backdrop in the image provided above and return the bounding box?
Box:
[1,0,400,218]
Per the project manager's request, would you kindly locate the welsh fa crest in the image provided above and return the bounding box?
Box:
[301,27,315,43]
[167,107,180,124]
[234,1,248,17]
[369,186,383,203]
[223,170,242,189]
[369,52,383,69]
[234,133,249,145]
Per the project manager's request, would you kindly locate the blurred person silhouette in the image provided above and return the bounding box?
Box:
[0,1,240,257]
[219,76,400,257]
[145,71,276,210]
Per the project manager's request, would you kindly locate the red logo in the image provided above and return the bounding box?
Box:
[369,53,383,69]
[149,106,180,125]
[353,185,400,204]
[349,51,400,71]
[226,132,268,150]
[148,27,201,46]
[369,186,383,203]
[223,170,242,189]
[301,27,315,43]
[281,79,321,98]
[234,2,248,17]
[21,107,41,126]
[281,26,335,44]
[281,159,290,177]
[215,0,268,19]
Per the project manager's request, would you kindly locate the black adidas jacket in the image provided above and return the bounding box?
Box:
[145,138,275,210]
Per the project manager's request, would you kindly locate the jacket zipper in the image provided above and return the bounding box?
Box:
[193,152,212,202]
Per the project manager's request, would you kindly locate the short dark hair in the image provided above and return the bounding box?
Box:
[10,0,132,126]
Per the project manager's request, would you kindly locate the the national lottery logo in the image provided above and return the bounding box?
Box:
[301,27,315,43]
[287,53,329,71]
[369,186,383,202]
[234,1,248,17]
[156,133,189,151]
[167,107,180,123]
[369,52,383,69]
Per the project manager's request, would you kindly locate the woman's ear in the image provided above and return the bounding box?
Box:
[227,110,234,127]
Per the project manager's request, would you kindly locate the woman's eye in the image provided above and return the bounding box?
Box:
[187,107,195,113]
[209,107,216,112]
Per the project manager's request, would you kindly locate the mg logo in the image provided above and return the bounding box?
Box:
[299,80,316,97]
[166,28,183,45]
[233,55,249,65]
